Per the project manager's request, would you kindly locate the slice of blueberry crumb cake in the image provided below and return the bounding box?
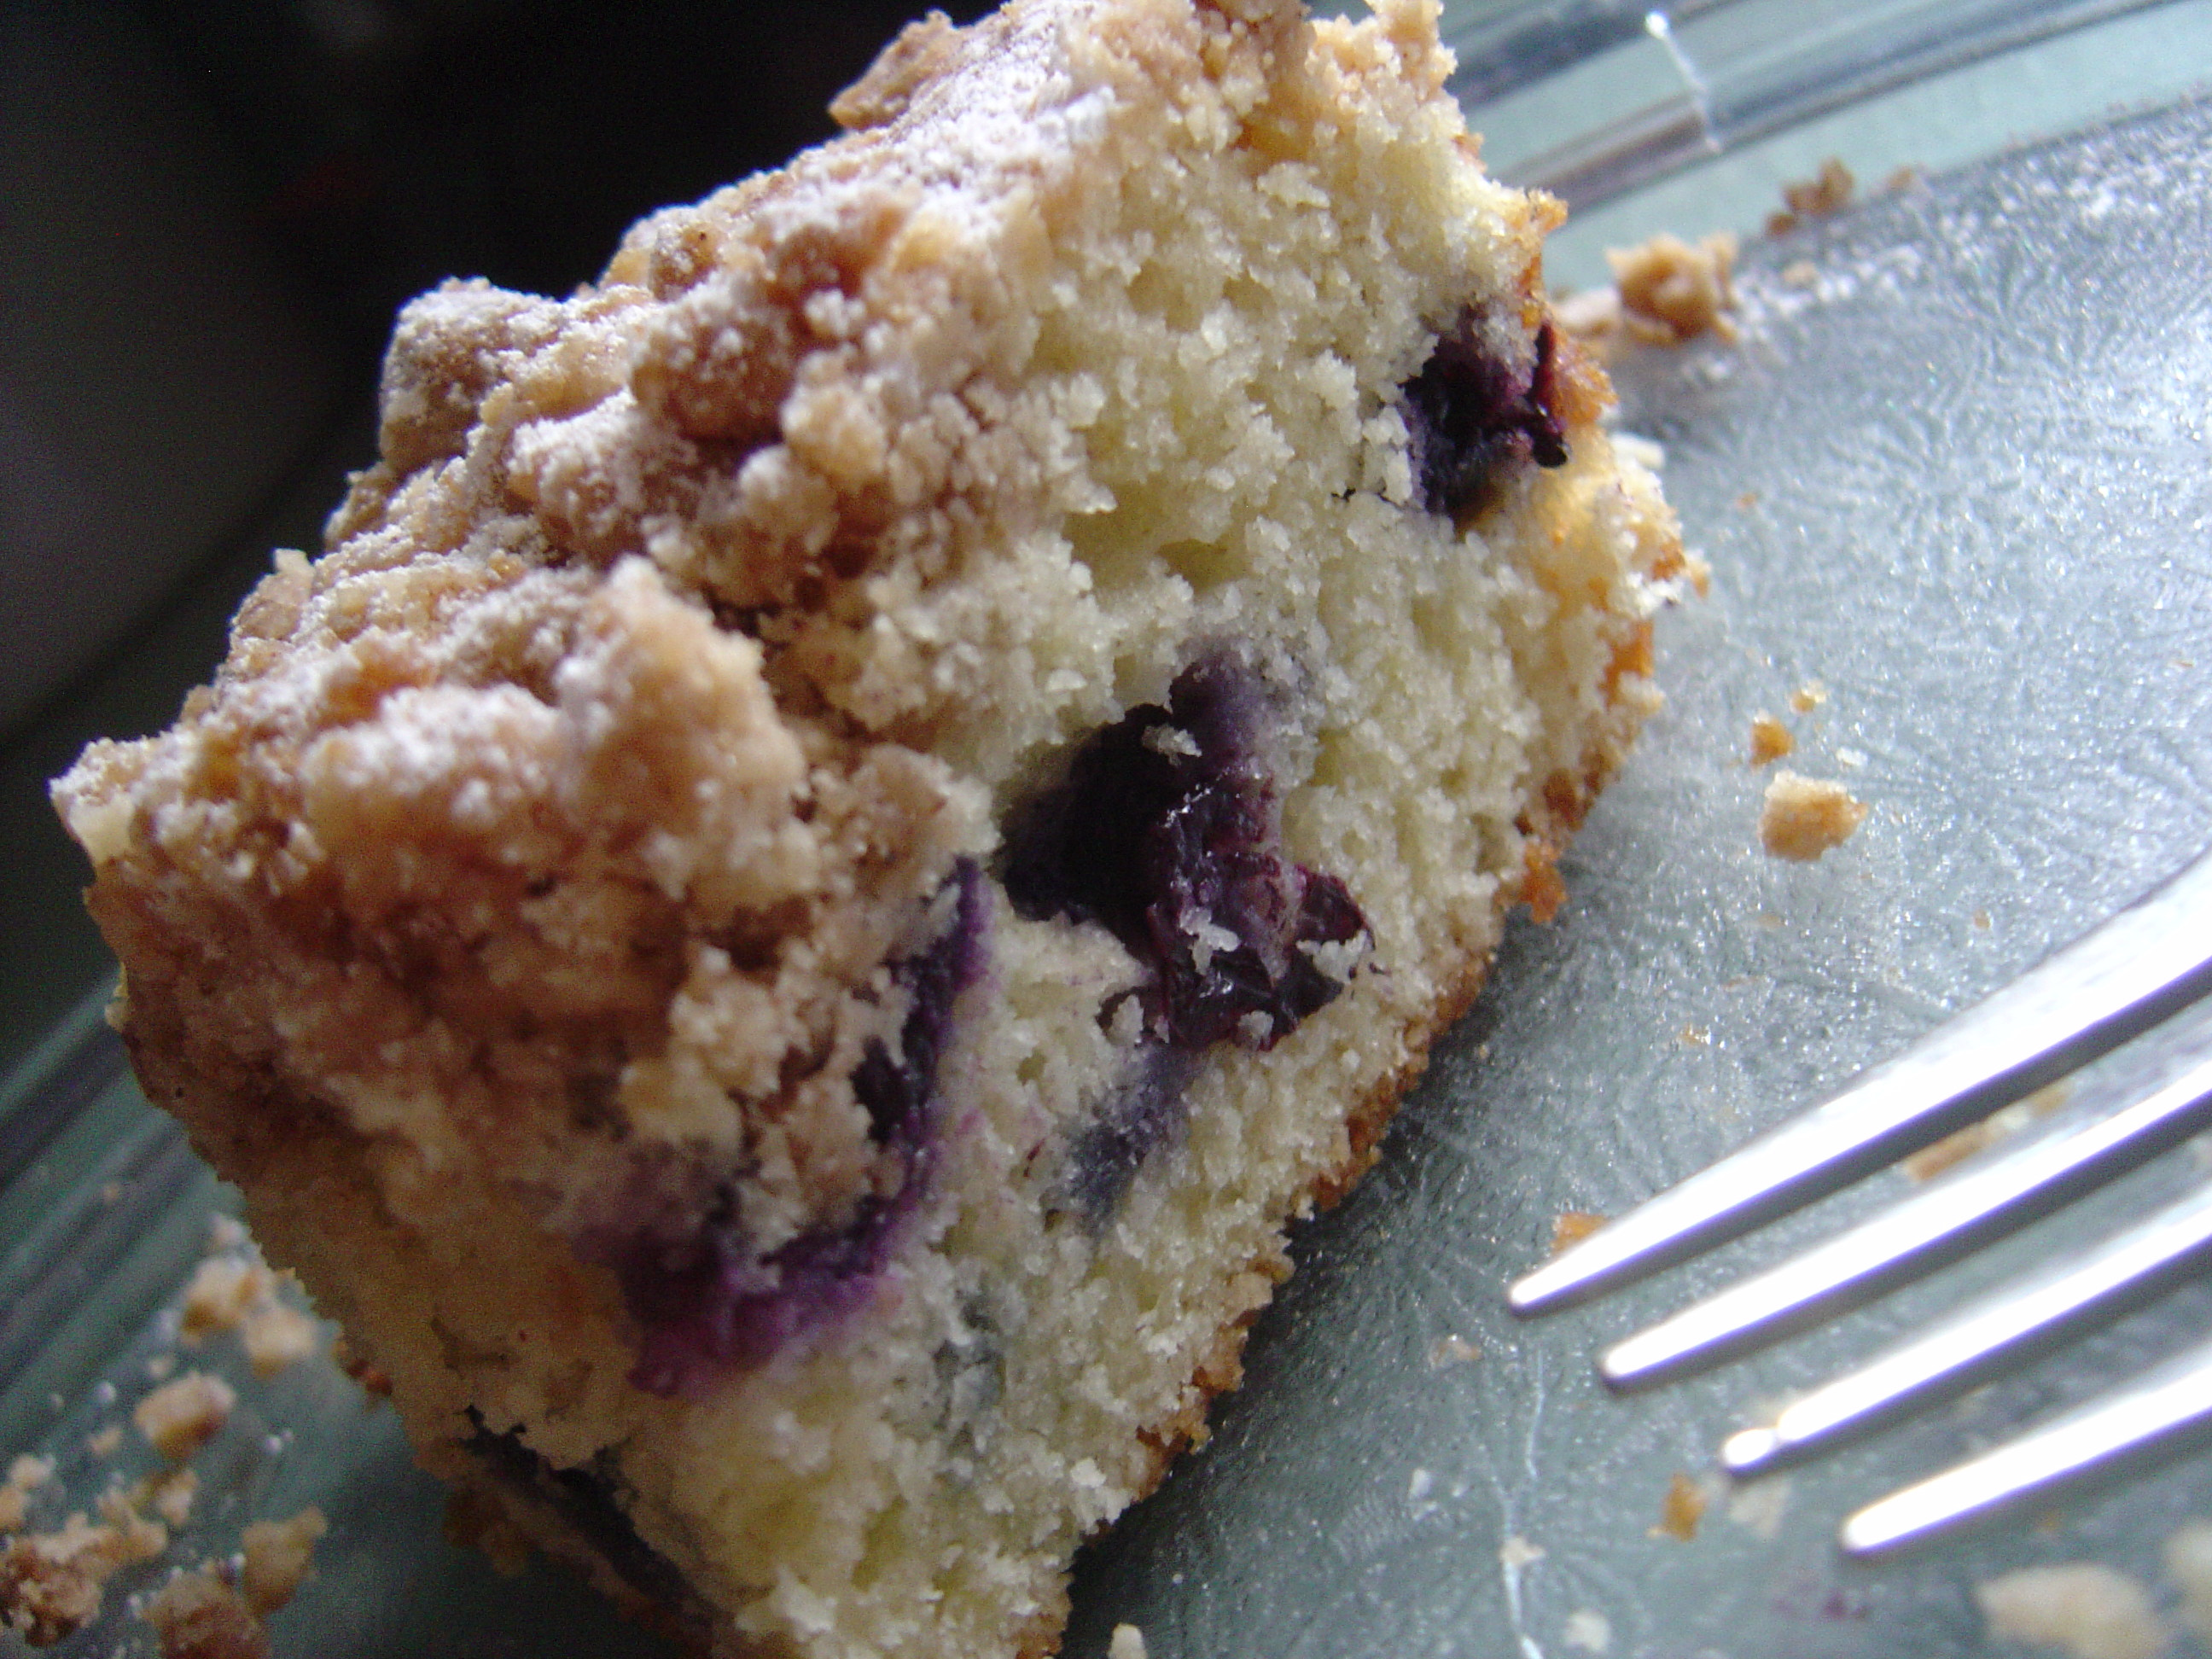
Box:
[53,0,1685,1654]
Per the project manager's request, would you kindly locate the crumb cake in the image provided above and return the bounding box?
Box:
[54,1,1685,1654]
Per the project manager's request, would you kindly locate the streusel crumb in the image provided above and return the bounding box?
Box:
[1759,771,1868,861]
[143,1570,269,1659]
[239,1509,326,1617]
[134,1373,237,1463]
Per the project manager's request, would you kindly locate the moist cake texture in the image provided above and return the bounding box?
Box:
[54,1,1684,1654]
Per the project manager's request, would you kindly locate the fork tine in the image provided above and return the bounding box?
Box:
[1598,1049,2212,1390]
[1723,1177,2212,1476]
[1509,847,2212,1318]
[1838,1330,2212,1559]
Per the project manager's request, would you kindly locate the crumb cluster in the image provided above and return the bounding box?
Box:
[1,1221,329,1650]
[1766,158,1856,237]
[1610,234,1740,346]
[0,1507,166,1645]
[1555,233,1739,350]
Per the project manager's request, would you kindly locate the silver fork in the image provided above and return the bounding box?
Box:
[1507,845,2212,1558]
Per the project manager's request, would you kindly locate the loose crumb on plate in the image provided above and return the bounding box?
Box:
[1551,1211,1608,1254]
[0,1457,55,1535]
[180,1243,320,1377]
[1975,1563,2168,1659]
[1551,284,1624,341]
[240,1301,321,1380]
[1901,1082,2070,1182]
[2166,1520,2212,1639]
[143,1569,269,1659]
[239,1509,325,1617]
[1563,1608,1614,1653]
[1610,233,1740,346]
[1749,713,1795,766]
[178,1258,275,1345]
[1427,1335,1481,1368]
[94,1487,169,1566]
[135,1372,237,1463]
[5,1457,55,1492]
[1767,157,1855,236]
[1726,1475,1790,1540]
[1790,680,1828,713]
[1554,232,1739,352]
[1650,1471,1708,1541]
[1109,1623,1149,1659]
[138,1470,199,1533]
[1499,1534,1546,1569]
[1759,771,1869,862]
[0,1502,167,1644]
[2,1519,114,1644]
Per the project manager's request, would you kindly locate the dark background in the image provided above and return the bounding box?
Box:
[0,0,986,1073]
[130,0,992,362]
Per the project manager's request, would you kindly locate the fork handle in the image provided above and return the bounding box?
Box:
[1511,845,2212,1315]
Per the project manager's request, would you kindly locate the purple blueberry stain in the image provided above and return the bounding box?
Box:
[1054,1045,1202,1226]
[1401,308,1569,519]
[598,860,988,1398]
[1004,653,1370,1218]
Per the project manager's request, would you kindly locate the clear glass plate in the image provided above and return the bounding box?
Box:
[7,5,2212,1656]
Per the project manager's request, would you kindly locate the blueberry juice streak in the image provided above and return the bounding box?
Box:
[612,860,987,1397]
[1004,655,1369,1214]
